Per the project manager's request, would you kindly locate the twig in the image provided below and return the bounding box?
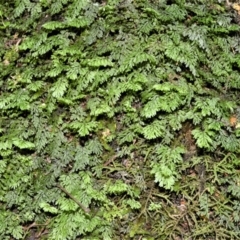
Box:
[104,154,117,166]
[57,184,90,214]
[136,182,154,221]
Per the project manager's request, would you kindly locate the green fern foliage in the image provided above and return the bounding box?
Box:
[1,0,240,239]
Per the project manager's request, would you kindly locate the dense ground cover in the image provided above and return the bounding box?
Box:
[1,0,240,239]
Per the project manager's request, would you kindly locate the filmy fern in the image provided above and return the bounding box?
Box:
[1,0,240,239]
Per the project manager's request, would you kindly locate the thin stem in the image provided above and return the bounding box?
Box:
[57,184,90,214]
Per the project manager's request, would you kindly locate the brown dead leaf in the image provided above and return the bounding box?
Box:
[3,59,10,66]
[102,128,111,138]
